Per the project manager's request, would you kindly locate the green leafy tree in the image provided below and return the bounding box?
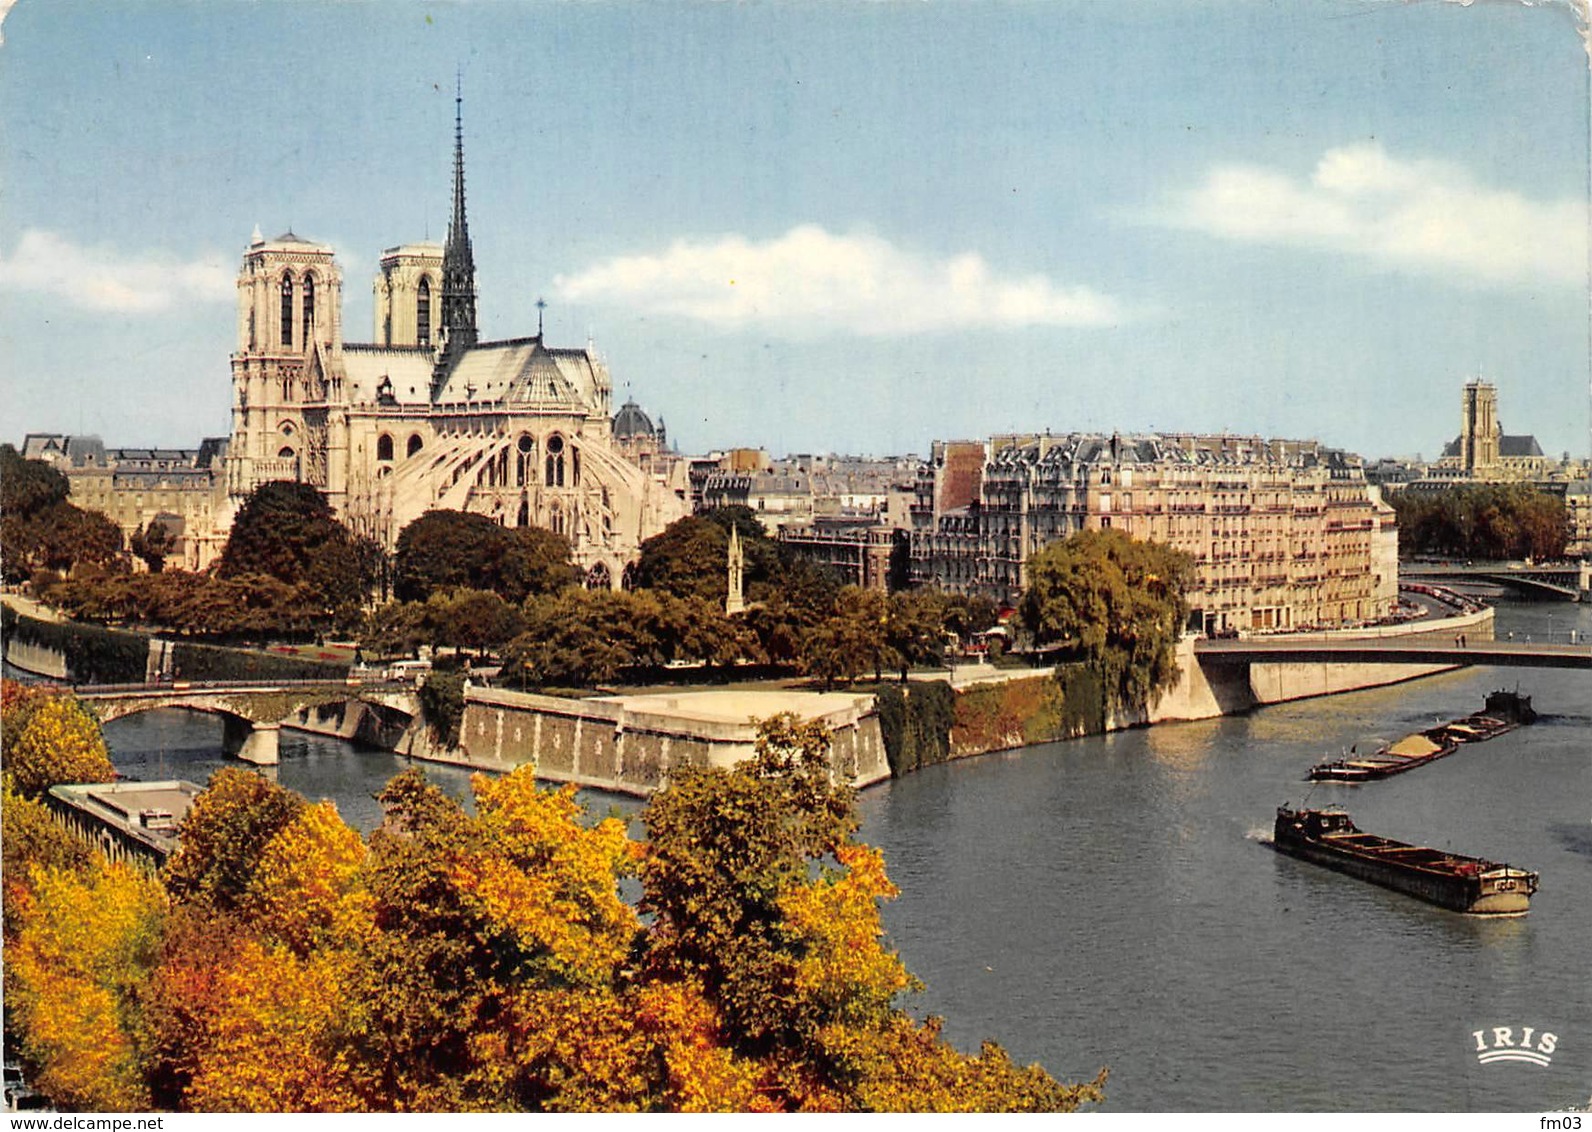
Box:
[801,586,894,687]
[426,588,525,657]
[393,510,578,604]
[505,589,655,687]
[886,588,949,681]
[217,481,362,614]
[363,600,430,659]
[1019,528,1193,716]
[634,515,730,603]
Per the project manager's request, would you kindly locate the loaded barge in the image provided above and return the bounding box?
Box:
[1272,806,1538,915]
[1307,690,1535,783]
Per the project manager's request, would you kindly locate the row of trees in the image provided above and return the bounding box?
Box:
[1390,483,1568,561]
[1,689,1104,1112]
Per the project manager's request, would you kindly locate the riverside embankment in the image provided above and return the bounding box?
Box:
[2,592,1493,788]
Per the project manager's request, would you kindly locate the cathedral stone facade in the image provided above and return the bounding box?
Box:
[225,96,684,586]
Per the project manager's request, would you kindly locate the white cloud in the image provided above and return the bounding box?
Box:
[555,224,1126,336]
[0,229,234,313]
[1152,143,1586,288]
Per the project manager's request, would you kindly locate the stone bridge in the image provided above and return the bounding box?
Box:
[1401,561,1592,601]
[1194,637,1592,670]
[77,681,422,765]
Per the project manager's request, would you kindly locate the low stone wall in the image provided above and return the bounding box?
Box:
[453,687,889,797]
[3,638,68,680]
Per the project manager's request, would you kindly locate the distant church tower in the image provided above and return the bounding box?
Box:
[1460,379,1501,474]
[438,80,478,361]
[725,525,746,615]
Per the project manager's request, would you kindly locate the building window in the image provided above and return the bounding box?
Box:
[278,446,296,460]
[377,434,394,462]
[302,273,315,335]
[417,278,431,347]
[280,273,294,346]
[407,434,423,458]
[546,434,565,487]
[516,434,534,486]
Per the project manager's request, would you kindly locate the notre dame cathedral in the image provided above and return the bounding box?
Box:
[224,92,684,588]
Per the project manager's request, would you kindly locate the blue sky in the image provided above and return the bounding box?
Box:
[2,0,1587,461]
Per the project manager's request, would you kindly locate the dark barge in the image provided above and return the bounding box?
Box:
[1307,690,1535,783]
[1271,806,1537,915]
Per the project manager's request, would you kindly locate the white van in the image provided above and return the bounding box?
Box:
[385,659,433,683]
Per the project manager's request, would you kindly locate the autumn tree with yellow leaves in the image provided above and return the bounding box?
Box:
[1,698,1103,1113]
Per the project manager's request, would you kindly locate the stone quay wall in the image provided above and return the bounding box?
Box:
[453,687,889,797]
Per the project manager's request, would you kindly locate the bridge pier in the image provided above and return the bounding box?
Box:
[222,716,281,766]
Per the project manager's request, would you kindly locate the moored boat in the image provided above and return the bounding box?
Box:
[1271,805,1538,915]
[1307,690,1536,783]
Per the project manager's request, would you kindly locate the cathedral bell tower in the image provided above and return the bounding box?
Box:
[229,229,344,498]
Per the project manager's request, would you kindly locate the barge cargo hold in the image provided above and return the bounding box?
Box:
[1306,689,1536,783]
[1271,806,1538,915]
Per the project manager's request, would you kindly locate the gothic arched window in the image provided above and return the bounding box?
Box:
[302,273,315,336]
[546,434,566,487]
[516,434,534,487]
[280,273,294,346]
[417,278,432,347]
[278,446,296,460]
[407,434,424,458]
[377,434,394,462]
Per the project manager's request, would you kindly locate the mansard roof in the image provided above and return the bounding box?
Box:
[986,432,1331,471]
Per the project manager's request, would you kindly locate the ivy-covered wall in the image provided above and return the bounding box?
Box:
[2,605,347,685]
[873,681,956,777]
[2,605,148,685]
[947,666,1107,760]
[873,666,1111,777]
[170,641,346,683]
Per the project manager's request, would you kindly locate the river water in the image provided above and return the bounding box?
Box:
[69,599,1592,1111]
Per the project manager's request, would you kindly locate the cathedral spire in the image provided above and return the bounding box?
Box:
[440,73,478,354]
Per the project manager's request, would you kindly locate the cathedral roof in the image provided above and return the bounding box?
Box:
[433,339,600,409]
[343,346,437,405]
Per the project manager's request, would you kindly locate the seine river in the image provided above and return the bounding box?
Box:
[71,599,1592,1111]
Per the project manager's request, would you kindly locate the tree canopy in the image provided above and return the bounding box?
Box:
[217,482,362,613]
[0,445,125,583]
[1019,528,1193,716]
[393,510,580,604]
[1390,483,1568,561]
[1,692,117,799]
